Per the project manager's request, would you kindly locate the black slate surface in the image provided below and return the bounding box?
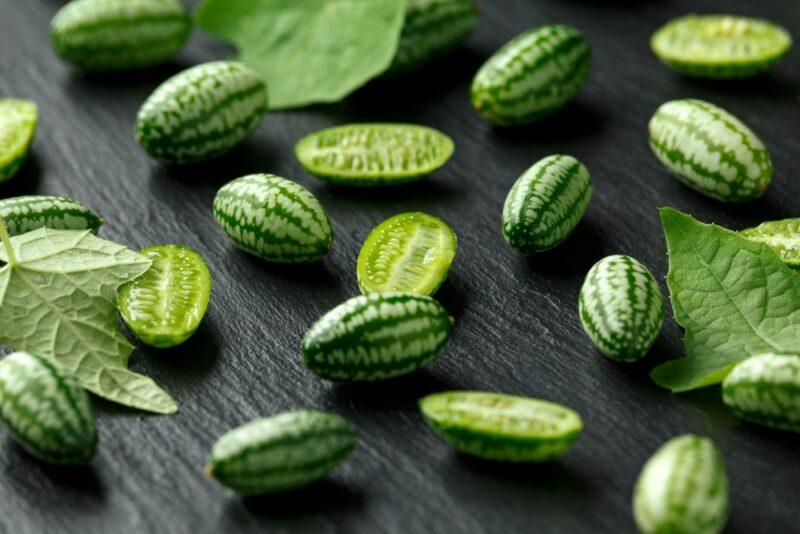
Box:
[1,1,799,532]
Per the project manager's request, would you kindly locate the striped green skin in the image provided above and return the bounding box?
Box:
[420,391,582,462]
[302,292,453,382]
[649,99,772,203]
[135,61,268,164]
[722,353,800,433]
[213,174,333,264]
[295,124,454,186]
[471,25,590,126]
[357,212,457,296]
[206,410,357,494]
[387,0,479,76]
[502,155,592,254]
[741,219,800,269]
[0,195,102,237]
[0,99,37,182]
[633,435,729,534]
[50,0,191,72]
[118,245,211,348]
[0,352,97,465]
[579,255,664,363]
[651,15,792,79]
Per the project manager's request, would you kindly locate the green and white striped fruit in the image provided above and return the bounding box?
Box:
[420,391,582,462]
[357,212,457,296]
[213,174,333,264]
[388,0,479,75]
[649,99,772,202]
[118,245,211,348]
[51,0,191,71]
[579,255,663,363]
[502,155,592,254]
[741,219,800,268]
[0,195,102,237]
[206,410,357,494]
[722,353,800,432]
[0,99,37,182]
[651,15,792,79]
[302,292,452,382]
[633,435,729,534]
[295,123,454,186]
[135,61,268,164]
[0,352,97,465]
[471,25,590,126]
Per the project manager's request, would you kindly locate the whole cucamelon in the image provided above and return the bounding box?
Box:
[206,410,357,494]
[213,174,333,264]
[302,292,453,382]
[419,391,583,462]
[722,353,800,432]
[0,98,37,182]
[649,99,772,202]
[0,195,103,237]
[388,0,479,75]
[502,155,592,254]
[135,61,268,164]
[633,435,729,534]
[0,352,97,465]
[741,219,800,268]
[579,255,664,363]
[471,24,590,126]
[50,0,191,71]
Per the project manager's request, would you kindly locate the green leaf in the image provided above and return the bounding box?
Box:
[652,208,800,392]
[195,0,406,109]
[740,218,800,268]
[0,228,178,414]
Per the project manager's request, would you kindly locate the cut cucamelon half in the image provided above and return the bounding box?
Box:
[0,99,37,182]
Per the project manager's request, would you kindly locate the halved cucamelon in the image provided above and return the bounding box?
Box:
[0,99,37,182]
[206,410,357,494]
[419,391,583,462]
[649,99,772,202]
[471,25,590,126]
[633,435,729,534]
[502,155,592,254]
[302,292,452,382]
[213,174,334,264]
[295,123,454,186]
[651,15,792,79]
[118,245,211,348]
[50,0,191,71]
[579,255,664,363]
[0,352,97,465]
[0,195,102,237]
[135,61,268,164]
[722,353,800,433]
[357,212,457,296]
[741,219,800,268]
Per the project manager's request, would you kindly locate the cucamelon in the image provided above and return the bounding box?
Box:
[118,245,212,348]
[302,292,453,382]
[633,435,729,534]
[741,219,800,268]
[388,0,479,75]
[420,391,582,462]
[206,410,357,494]
[50,0,191,71]
[579,255,664,363]
[0,352,97,465]
[0,99,37,182]
[651,15,792,79]
[295,123,454,186]
[0,195,102,237]
[357,212,457,296]
[649,99,772,202]
[135,61,268,164]
[213,174,334,264]
[471,24,590,126]
[722,353,800,433]
[502,155,592,254]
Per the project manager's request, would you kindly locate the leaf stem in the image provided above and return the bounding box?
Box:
[0,217,17,265]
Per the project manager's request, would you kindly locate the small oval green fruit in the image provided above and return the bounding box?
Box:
[0,99,37,182]
[0,195,103,236]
